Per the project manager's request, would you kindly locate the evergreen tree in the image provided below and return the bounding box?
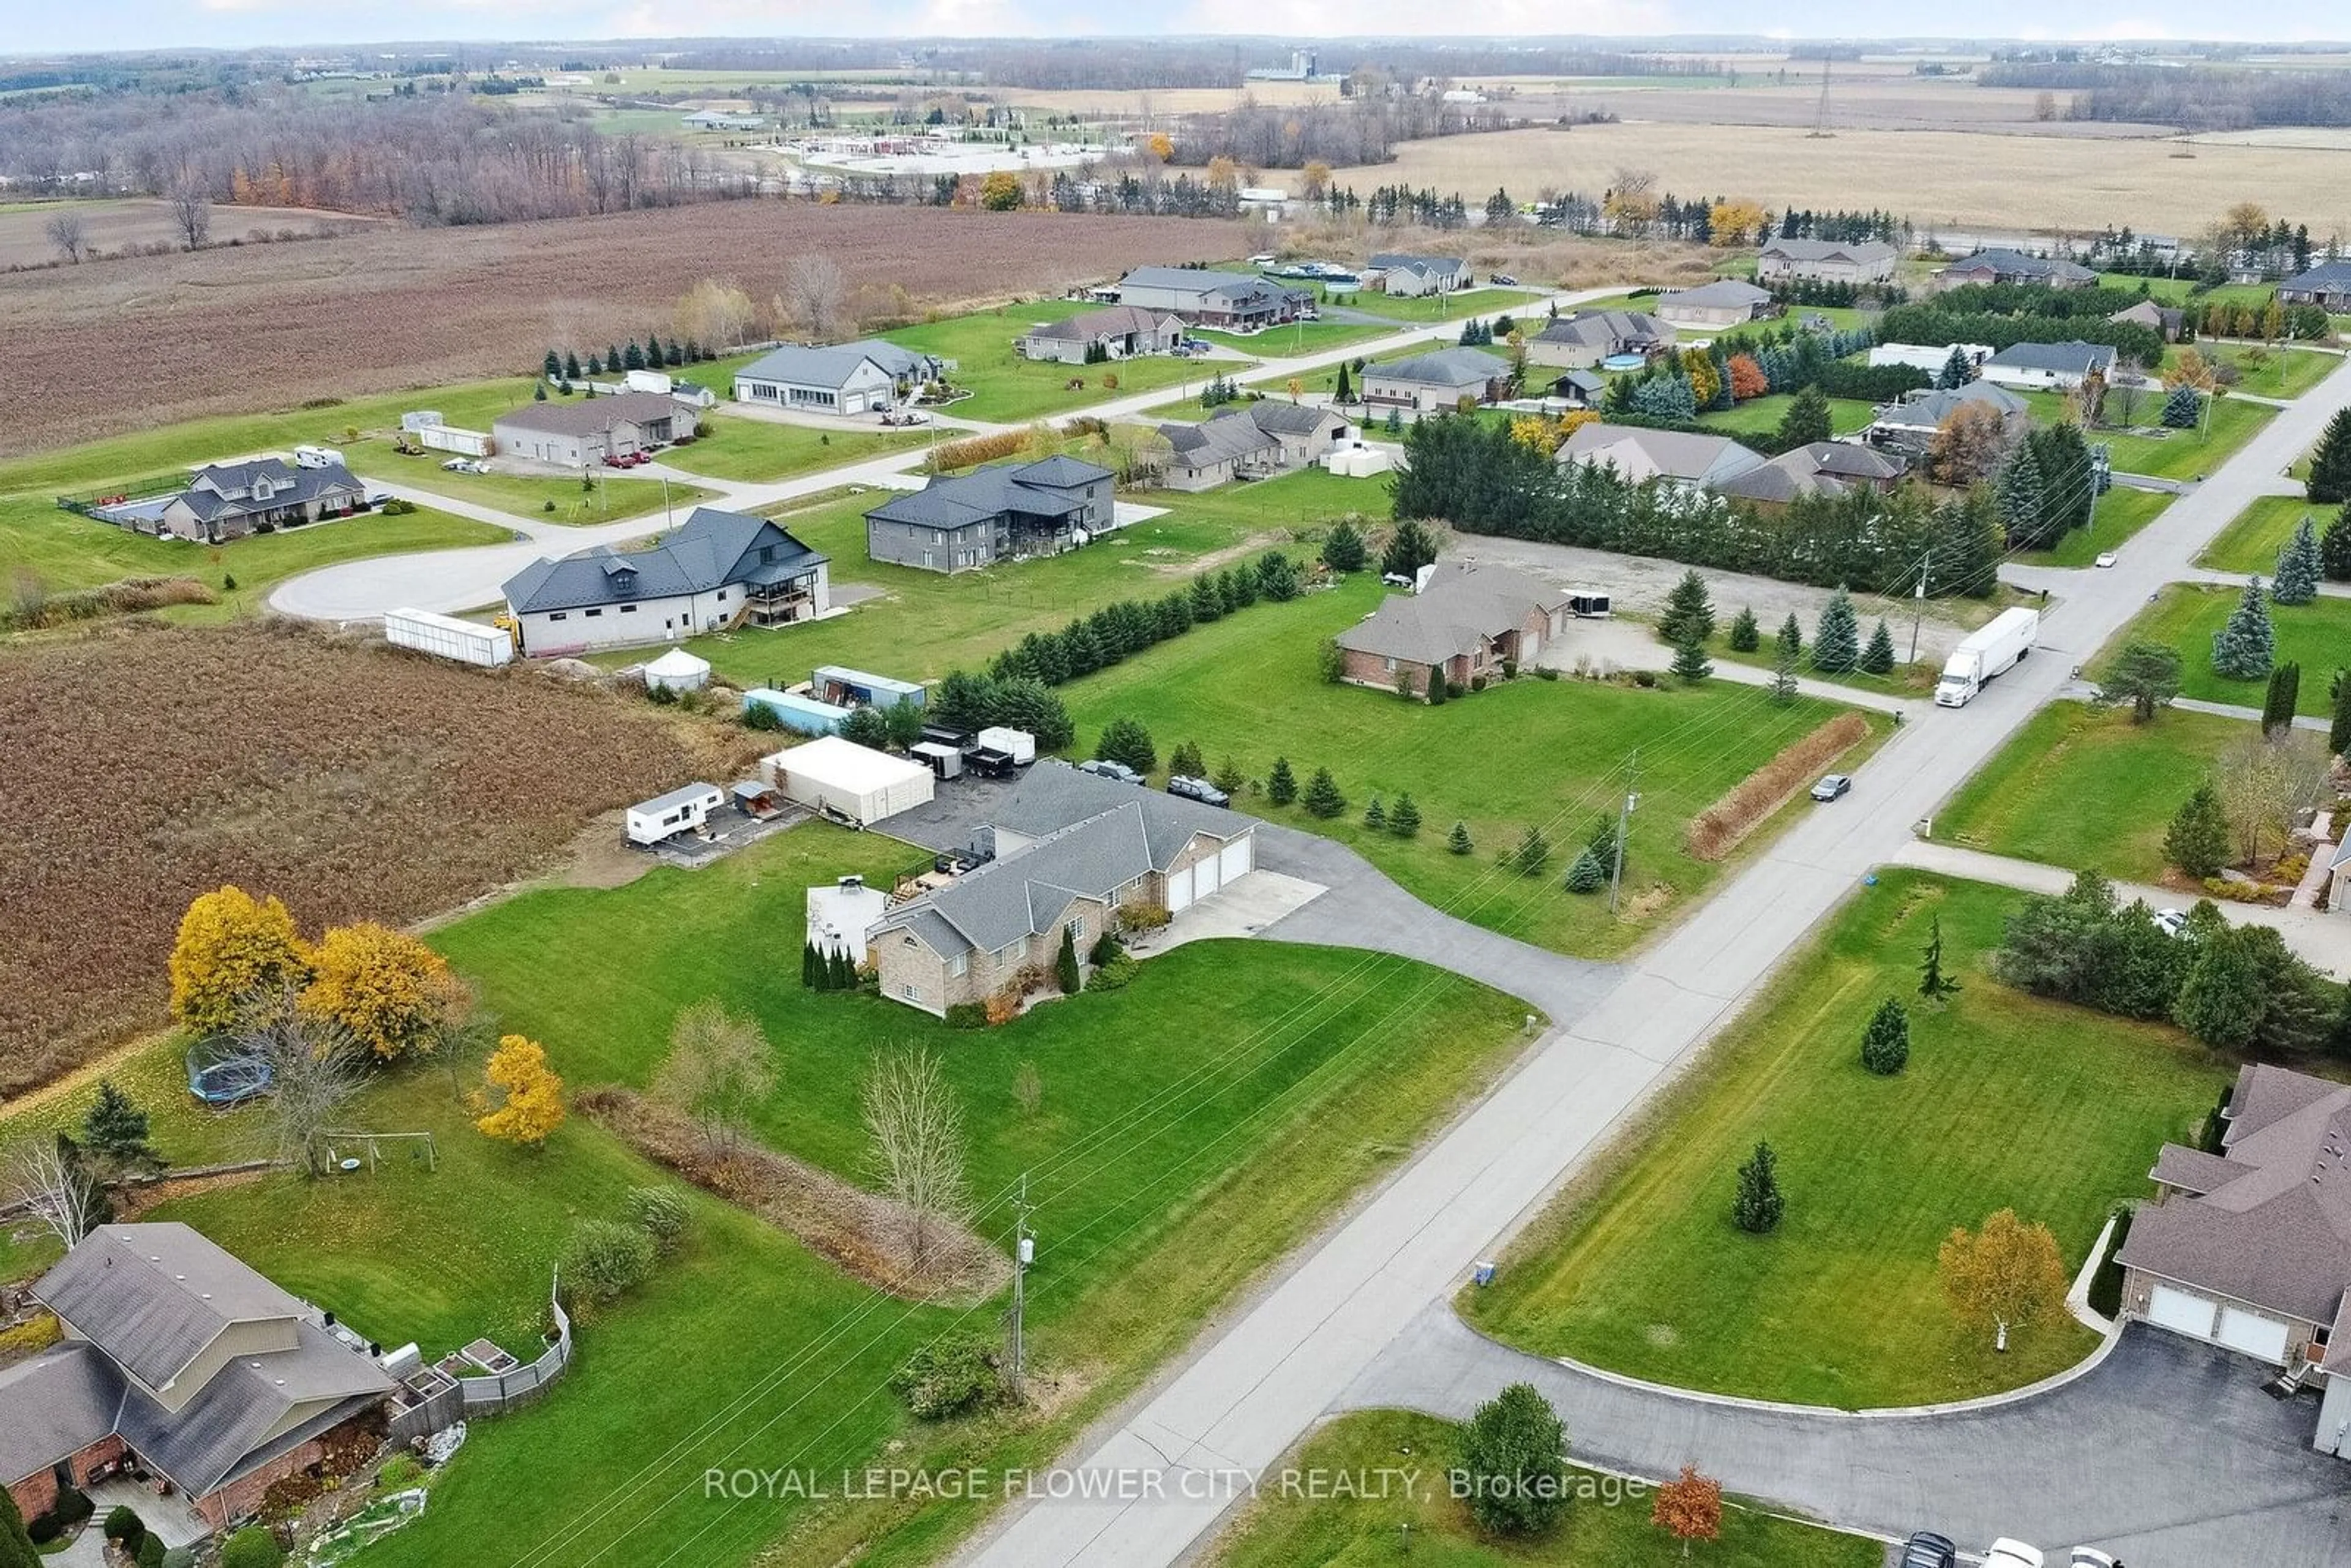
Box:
[2262,661,2302,735]
[1460,1384,1570,1538]
[802,941,822,989]
[1381,519,1439,580]
[1190,574,1223,623]
[1726,606,1760,653]
[0,1482,38,1568]
[1860,619,1897,675]
[1055,926,1081,995]
[666,339,684,367]
[1267,757,1297,805]
[1303,767,1347,819]
[1321,517,1367,573]
[1671,632,1713,683]
[1509,826,1551,877]
[2165,784,2232,879]
[562,350,582,381]
[2308,406,2351,505]
[1777,383,1832,448]
[1860,997,1911,1075]
[2162,385,2203,430]
[543,348,561,380]
[1363,794,1387,831]
[1935,344,1973,389]
[1335,362,1352,403]
[606,343,623,373]
[1659,568,1715,647]
[1918,915,1960,1000]
[1812,589,1861,673]
[1776,612,1803,659]
[1427,668,1448,705]
[832,949,854,990]
[2210,577,2276,680]
[1448,820,1477,854]
[1770,637,1801,704]
[1565,846,1607,893]
[2272,516,2322,604]
[2333,668,2351,760]
[1389,793,1422,837]
[585,353,603,375]
[1097,716,1158,775]
[2322,506,2351,582]
[1993,441,2047,547]
[1255,550,1300,602]
[1732,1141,1785,1234]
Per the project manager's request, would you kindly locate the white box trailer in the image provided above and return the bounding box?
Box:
[976,727,1035,765]
[1935,606,2039,708]
[624,369,675,394]
[767,736,934,827]
[627,783,724,846]
[418,424,495,458]
[383,607,516,667]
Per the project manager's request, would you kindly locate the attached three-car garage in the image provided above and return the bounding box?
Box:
[2144,1281,2295,1364]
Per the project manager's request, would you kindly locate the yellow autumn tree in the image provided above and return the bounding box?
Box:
[1145,132,1173,163]
[1708,198,1768,248]
[1204,155,1241,193]
[300,921,468,1062]
[978,170,1023,211]
[169,887,311,1034]
[1509,414,1561,454]
[473,1035,565,1149]
[1680,347,1720,409]
[1939,1208,2067,1352]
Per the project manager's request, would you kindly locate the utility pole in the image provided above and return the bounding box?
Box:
[1809,57,1833,140]
[1908,549,1930,666]
[1608,752,1640,914]
[1007,1172,1035,1401]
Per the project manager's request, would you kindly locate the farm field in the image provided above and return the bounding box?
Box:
[880,299,1253,423]
[1934,703,2248,883]
[0,621,754,1092]
[1,826,1532,1568]
[0,203,1257,452]
[1694,392,1875,438]
[655,417,931,484]
[0,197,376,268]
[2199,492,2331,574]
[647,464,1384,688]
[1334,123,2351,241]
[1464,872,2225,1408]
[1058,574,1884,959]
[1207,1409,1879,1568]
[2028,484,2173,568]
[2105,584,2351,717]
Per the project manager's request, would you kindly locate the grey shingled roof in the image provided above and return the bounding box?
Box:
[176,459,362,525]
[1335,559,1566,664]
[0,1343,122,1488]
[1368,252,1468,279]
[37,1223,300,1390]
[1159,410,1281,468]
[1982,340,2118,375]
[989,760,1248,867]
[1534,309,1669,349]
[1940,249,2097,284]
[1873,380,2028,429]
[116,1318,392,1496]
[503,507,825,615]
[1022,305,1180,342]
[1368,347,1509,387]
[2117,1063,2351,1323]
[2284,261,2351,292]
[1556,422,1765,486]
[864,457,1111,536]
[1659,279,1772,310]
[1245,400,1340,437]
[1760,238,1897,264]
[1120,265,1280,301]
[735,339,935,390]
[493,389,683,437]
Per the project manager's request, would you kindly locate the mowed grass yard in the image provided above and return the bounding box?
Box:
[2199,493,2334,575]
[7,825,1529,1568]
[1206,1411,1879,1568]
[2018,391,2276,482]
[1694,392,1875,438]
[1464,872,2227,1408]
[1059,574,1884,959]
[1935,703,2248,883]
[656,415,931,484]
[646,464,1390,688]
[2106,583,2351,717]
[2027,483,2173,568]
[880,301,1250,423]
[2202,343,2344,402]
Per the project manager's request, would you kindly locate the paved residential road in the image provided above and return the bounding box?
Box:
[949,359,2351,1568]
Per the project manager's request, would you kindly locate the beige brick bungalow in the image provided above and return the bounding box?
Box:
[868,763,1258,1016]
[1334,560,1574,699]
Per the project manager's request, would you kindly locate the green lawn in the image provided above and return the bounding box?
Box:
[2199,493,2328,575]
[1059,576,1883,959]
[1206,1411,1880,1568]
[2105,583,2351,716]
[2061,396,2276,482]
[1935,703,2248,882]
[2200,344,2341,401]
[880,301,1249,424]
[0,497,508,624]
[2027,484,2174,568]
[2096,275,2277,310]
[654,418,930,484]
[1202,321,1390,358]
[640,465,1386,689]
[1322,285,1548,324]
[1465,872,2227,1408]
[1694,393,1875,438]
[342,438,707,524]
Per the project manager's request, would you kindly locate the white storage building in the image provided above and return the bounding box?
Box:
[643,648,711,693]
[382,607,515,667]
[765,737,934,826]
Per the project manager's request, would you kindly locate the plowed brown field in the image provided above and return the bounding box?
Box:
[0,204,1251,452]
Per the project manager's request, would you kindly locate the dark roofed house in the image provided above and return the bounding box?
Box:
[1334,559,1573,699]
[2279,261,2351,313]
[1154,402,1350,490]
[1714,441,1907,505]
[152,459,367,544]
[1360,347,1512,412]
[2117,1062,2351,1454]
[1016,306,1187,366]
[1977,339,2120,391]
[2,1224,395,1534]
[1524,309,1671,370]
[864,456,1114,574]
[491,389,697,468]
[501,505,829,655]
[1654,279,1775,328]
[1932,248,2098,291]
[869,762,1258,1015]
[1113,266,1309,330]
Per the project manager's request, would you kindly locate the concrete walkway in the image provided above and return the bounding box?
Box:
[1892,840,2350,979]
[1341,1309,2351,1568]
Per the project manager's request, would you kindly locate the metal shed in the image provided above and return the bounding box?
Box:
[765,737,934,827]
[811,665,925,710]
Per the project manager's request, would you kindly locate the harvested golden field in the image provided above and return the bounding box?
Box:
[0,203,1253,453]
[0,198,379,271]
[1338,123,2351,239]
[0,620,760,1093]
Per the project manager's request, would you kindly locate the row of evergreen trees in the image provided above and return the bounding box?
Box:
[541,337,713,383]
[982,553,1301,692]
[1990,423,2099,550]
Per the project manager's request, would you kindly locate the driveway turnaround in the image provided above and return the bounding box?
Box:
[1345,1310,2351,1568]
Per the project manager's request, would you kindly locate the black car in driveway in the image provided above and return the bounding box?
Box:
[1166,775,1231,807]
[1899,1532,1957,1568]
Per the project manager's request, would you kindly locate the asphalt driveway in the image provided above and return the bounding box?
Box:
[1345,1308,2351,1567]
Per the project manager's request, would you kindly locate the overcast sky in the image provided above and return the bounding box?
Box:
[10,2,2345,54]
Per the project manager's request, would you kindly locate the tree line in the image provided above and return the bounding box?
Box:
[1980,62,2351,130]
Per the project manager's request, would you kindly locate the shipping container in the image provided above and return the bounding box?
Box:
[744,688,852,736]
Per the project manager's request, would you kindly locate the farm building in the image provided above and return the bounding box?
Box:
[642,647,711,692]
[765,736,934,826]
[731,340,947,414]
[1016,306,1187,365]
[1755,238,1898,286]
[626,783,724,846]
[501,508,829,655]
[490,391,697,468]
[864,455,1114,574]
[1654,279,1775,328]
[383,607,515,667]
[1112,267,1310,330]
[1360,348,1512,413]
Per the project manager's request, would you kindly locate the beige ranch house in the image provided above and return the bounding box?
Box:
[1335,560,1573,699]
[868,763,1257,1016]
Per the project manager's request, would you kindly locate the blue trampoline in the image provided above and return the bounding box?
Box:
[186,1038,272,1105]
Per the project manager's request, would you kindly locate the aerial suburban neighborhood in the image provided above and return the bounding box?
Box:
[6,18,2351,1568]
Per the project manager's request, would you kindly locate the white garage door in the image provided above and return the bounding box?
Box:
[2147,1283,2218,1340]
[1218,835,1253,885]
[2218,1305,2292,1364]
[1194,855,1221,900]
[1166,865,1194,913]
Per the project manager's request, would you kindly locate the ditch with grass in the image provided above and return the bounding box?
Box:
[4,825,1531,1568]
[1464,872,2226,1408]
[2105,583,2351,718]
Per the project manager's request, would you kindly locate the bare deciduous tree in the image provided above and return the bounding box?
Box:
[674,279,757,353]
[651,999,776,1158]
[2214,730,2330,870]
[168,182,211,250]
[778,252,850,340]
[234,984,365,1177]
[4,1136,107,1251]
[44,209,87,264]
[863,1048,973,1282]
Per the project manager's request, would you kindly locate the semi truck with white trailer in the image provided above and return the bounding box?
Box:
[1934,607,2039,708]
[383,607,516,667]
